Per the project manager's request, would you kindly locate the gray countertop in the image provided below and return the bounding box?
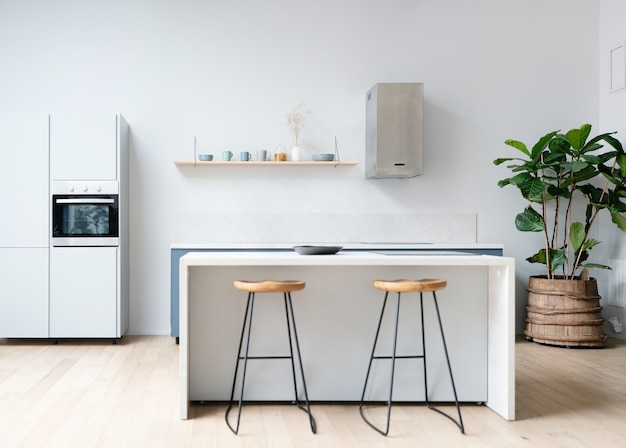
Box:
[170,242,504,250]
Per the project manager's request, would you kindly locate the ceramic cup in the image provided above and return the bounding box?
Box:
[198,154,213,161]
[240,151,252,161]
[222,150,233,161]
[257,149,269,161]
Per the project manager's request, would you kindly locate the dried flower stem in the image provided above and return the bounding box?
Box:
[285,102,311,146]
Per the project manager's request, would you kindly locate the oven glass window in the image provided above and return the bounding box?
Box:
[63,204,110,235]
[53,196,119,238]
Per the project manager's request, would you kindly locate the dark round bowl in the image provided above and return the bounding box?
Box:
[293,245,342,255]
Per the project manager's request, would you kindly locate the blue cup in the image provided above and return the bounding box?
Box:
[240,151,252,161]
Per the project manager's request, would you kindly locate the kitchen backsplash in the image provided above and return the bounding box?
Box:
[174,213,477,244]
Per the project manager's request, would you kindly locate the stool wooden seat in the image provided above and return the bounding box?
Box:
[360,278,464,436]
[373,278,447,293]
[225,279,316,435]
[234,280,306,293]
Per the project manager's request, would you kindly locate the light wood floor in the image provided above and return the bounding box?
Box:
[1,335,625,447]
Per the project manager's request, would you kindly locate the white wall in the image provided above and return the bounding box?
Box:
[598,0,626,339]
[0,0,602,335]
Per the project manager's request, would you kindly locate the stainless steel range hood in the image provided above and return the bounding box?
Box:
[365,83,423,178]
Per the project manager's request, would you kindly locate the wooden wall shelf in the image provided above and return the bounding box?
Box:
[174,160,359,167]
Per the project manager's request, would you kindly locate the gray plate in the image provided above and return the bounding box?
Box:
[293,245,342,255]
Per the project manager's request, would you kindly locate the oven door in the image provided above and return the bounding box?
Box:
[52,195,119,246]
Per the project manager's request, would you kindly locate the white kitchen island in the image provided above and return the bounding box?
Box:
[179,251,515,421]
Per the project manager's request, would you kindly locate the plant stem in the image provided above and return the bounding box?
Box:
[563,174,576,280]
[543,198,551,279]
[540,154,552,279]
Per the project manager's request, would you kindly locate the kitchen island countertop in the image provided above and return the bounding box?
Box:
[170,242,504,250]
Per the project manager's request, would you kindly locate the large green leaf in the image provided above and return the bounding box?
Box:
[610,211,626,231]
[549,135,571,154]
[576,249,589,264]
[504,139,531,157]
[569,222,585,251]
[583,238,600,251]
[581,263,612,270]
[519,178,548,201]
[586,203,593,223]
[578,184,607,206]
[549,249,567,272]
[561,160,589,172]
[541,151,566,168]
[515,206,544,232]
[546,184,570,199]
[598,164,623,185]
[608,194,626,212]
[617,154,626,176]
[507,172,532,186]
[602,134,624,153]
[587,131,621,152]
[581,153,604,164]
[526,250,546,264]
[527,248,566,272]
[571,164,598,183]
[578,142,603,155]
[531,131,558,158]
[566,124,591,150]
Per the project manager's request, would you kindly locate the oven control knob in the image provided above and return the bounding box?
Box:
[82,186,88,192]
[69,186,75,192]
[96,186,102,192]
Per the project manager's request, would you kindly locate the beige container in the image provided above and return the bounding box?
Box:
[523,276,607,348]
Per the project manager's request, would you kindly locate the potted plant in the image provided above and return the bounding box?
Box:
[494,123,626,347]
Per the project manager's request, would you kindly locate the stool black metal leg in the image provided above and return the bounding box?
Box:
[225,292,256,435]
[419,292,429,406]
[360,291,402,436]
[283,293,300,403]
[359,292,389,429]
[383,292,402,435]
[430,291,465,434]
[284,292,317,434]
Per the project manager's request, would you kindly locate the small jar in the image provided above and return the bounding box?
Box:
[274,145,287,161]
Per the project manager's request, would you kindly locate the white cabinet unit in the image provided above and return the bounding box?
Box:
[50,113,118,181]
[0,114,49,338]
[1,113,128,340]
[0,249,49,337]
[49,247,118,338]
[49,113,129,340]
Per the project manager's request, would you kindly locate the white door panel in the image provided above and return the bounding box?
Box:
[50,114,117,181]
[0,248,49,337]
[0,114,49,247]
[50,246,117,338]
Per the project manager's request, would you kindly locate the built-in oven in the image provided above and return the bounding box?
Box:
[51,181,119,247]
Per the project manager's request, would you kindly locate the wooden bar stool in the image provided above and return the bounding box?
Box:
[225,280,316,435]
[359,278,464,436]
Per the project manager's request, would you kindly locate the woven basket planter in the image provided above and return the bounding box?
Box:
[523,275,607,348]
